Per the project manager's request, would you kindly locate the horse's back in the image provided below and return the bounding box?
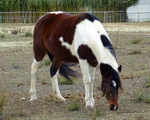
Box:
[33,12,105,62]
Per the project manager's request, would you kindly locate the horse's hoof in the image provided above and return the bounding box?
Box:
[85,106,95,111]
[30,95,37,101]
[54,97,66,103]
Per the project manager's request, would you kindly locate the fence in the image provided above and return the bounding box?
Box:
[0,11,150,23]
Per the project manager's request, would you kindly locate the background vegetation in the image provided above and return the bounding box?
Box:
[0,0,139,12]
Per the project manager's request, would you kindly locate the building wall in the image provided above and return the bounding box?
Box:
[127,0,150,22]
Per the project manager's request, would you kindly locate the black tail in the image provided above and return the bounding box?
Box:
[47,52,79,80]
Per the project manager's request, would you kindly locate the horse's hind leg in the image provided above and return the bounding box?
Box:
[30,43,47,101]
[50,57,66,102]
[30,58,41,101]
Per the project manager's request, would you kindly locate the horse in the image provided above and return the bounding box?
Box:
[30,11,122,111]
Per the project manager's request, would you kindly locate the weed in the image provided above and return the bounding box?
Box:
[67,99,81,111]
[137,92,145,101]
[130,39,142,44]
[137,91,150,103]
[44,59,51,66]
[0,33,4,38]
[58,77,73,85]
[91,107,102,120]
[0,89,8,116]
[11,63,19,69]
[11,30,18,35]
[129,50,142,55]
[146,75,150,88]
[39,59,51,68]
[25,32,32,37]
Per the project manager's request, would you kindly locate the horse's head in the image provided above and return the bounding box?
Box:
[100,63,122,110]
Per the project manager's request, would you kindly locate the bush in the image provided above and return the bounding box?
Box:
[0,89,8,116]
[58,77,74,85]
[67,100,81,111]
[11,30,18,35]
[25,32,32,37]
[0,33,5,38]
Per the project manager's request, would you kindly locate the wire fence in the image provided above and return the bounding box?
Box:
[0,11,150,23]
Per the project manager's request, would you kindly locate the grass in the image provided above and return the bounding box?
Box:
[91,107,102,120]
[146,75,150,88]
[67,99,81,111]
[0,89,8,116]
[130,39,142,44]
[58,77,74,85]
[39,58,51,68]
[0,33,5,38]
[24,32,32,37]
[137,91,150,103]
[129,50,142,55]
[11,30,18,35]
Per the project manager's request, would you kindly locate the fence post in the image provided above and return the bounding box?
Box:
[24,11,27,24]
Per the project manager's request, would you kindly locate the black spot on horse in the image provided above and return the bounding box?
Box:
[77,45,98,67]
[101,35,116,59]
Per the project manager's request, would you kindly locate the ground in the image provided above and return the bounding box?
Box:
[0,23,150,120]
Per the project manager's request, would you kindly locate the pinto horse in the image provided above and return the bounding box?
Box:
[30,11,122,110]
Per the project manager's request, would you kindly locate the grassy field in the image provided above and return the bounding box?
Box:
[0,23,150,120]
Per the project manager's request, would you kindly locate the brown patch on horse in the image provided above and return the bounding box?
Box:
[77,45,98,67]
[33,12,98,63]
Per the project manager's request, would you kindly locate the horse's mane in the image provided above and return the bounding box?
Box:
[100,35,117,60]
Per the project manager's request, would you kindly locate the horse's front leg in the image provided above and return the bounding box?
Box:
[89,67,96,105]
[79,60,94,109]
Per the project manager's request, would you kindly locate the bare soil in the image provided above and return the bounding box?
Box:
[0,23,150,120]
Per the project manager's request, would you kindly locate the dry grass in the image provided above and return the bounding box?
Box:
[0,89,9,116]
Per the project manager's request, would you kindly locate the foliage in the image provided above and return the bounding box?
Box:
[24,32,32,37]
[91,107,102,120]
[0,33,4,38]
[146,75,150,88]
[67,99,81,111]
[137,91,150,103]
[11,30,18,35]
[130,39,142,44]
[58,77,74,85]
[0,89,8,116]
[0,0,139,12]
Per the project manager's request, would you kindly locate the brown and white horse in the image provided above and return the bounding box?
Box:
[30,11,122,110]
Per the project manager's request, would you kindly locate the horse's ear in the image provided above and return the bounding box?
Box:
[118,65,122,73]
[100,63,110,76]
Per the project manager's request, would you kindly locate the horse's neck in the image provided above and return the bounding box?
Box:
[91,40,118,71]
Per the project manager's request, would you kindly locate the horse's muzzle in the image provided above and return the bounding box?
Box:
[110,104,118,111]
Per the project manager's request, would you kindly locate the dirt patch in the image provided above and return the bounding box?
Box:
[0,23,150,120]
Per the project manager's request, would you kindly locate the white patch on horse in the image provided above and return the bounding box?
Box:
[30,58,41,101]
[74,19,118,72]
[36,11,63,24]
[112,80,117,87]
[59,36,76,56]
[49,11,64,14]
[93,20,110,40]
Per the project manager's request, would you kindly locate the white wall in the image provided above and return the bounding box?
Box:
[127,0,150,22]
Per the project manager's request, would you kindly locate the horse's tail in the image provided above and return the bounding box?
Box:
[47,52,79,80]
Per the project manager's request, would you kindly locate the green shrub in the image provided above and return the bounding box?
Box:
[0,89,8,116]
[130,39,142,44]
[146,75,150,88]
[58,77,74,85]
[137,91,150,103]
[25,32,32,37]
[91,107,102,120]
[0,33,4,38]
[11,30,18,35]
[67,100,81,111]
